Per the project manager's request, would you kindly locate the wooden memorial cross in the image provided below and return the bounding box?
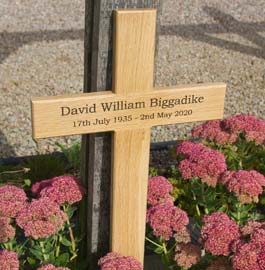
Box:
[31,9,226,265]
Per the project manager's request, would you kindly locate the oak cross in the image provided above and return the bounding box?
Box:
[31,9,226,265]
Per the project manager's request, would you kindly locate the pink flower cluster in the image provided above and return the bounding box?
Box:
[174,226,191,244]
[192,114,265,145]
[241,221,265,236]
[98,252,142,270]
[221,170,265,204]
[0,175,83,242]
[147,203,189,240]
[0,185,27,218]
[147,176,174,206]
[0,250,19,270]
[176,142,227,187]
[32,175,84,205]
[174,243,201,269]
[0,217,15,243]
[224,114,265,144]
[232,242,258,270]
[147,176,190,243]
[232,221,265,270]
[37,264,70,270]
[16,197,66,239]
[192,119,237,144]
[201,212,240,256]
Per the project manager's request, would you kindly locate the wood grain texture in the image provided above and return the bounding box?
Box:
[110,9,155,264]
[111,129,151,263]
[31,83,226,139]
[113,9,156,93]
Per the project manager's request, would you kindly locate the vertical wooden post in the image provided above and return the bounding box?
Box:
[111,10,156,263]
[82,1,161,269]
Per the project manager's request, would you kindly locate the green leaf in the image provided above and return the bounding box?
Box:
[27,257,36,265]
[60,237,72,247]
[29,248,43,261]
[24,179,31,186]
[154,246,164,254]
[66,205,77,219]
[55,253,70,266]
[260,195,265,205]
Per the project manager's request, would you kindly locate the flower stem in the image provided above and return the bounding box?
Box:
[238,160,243,170]
[145,237,163,249]
[146,237,173,269]
[192,191,201,217]
[162,242,168,255]
[39,241,49,262]
[0,168,30,175]
[236,203,242,224]
[63,205,77,260]
[55,234,61,257]
[17,238,29,256]
[162,242,171,268]
[201,184,209,214]
[3,240,14,251]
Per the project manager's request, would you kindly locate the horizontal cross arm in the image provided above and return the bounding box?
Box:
[31,82,226,139]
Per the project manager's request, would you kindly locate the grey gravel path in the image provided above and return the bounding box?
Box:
[0,0,264,158]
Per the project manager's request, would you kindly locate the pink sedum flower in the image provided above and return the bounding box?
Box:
[250,228,265,250]
[147,176,174,206]
[223,114,265,145]
[233,222,265,270]
[192,120,237,144]
[192,114,265,145]
[201,212,240,256]
[232,243,260,270]
[31,178,55,195]
[37,264,70,270]
[258,248,265,270]
[175,243,201,269]
[174,227,191,244]
[0,217,15,243]
[98,252,142,270]
[0,185,27,218]
[16,197,66,239]
[176,142,227,187]
[32,175,85,205]
[147,203,189,241]
[241,221,265,236]
[221,170,265,204]
[0,250,19,270]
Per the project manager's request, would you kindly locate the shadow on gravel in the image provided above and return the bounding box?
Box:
[0,7,264,65]
[160,6,265,59]
[0,130,15,159]
[0,29,84,64]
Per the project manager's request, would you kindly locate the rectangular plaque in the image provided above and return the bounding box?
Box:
[32,83,225,139]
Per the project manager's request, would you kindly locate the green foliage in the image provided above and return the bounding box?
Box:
[149,167,159,177]
[0,165,29,186]
[56,142,81,174]
[23,155,65,183]
[206,137,265,173]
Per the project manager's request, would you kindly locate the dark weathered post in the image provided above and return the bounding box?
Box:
[81,0,162,269]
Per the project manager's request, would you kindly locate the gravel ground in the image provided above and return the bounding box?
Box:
[0,0,264,158]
